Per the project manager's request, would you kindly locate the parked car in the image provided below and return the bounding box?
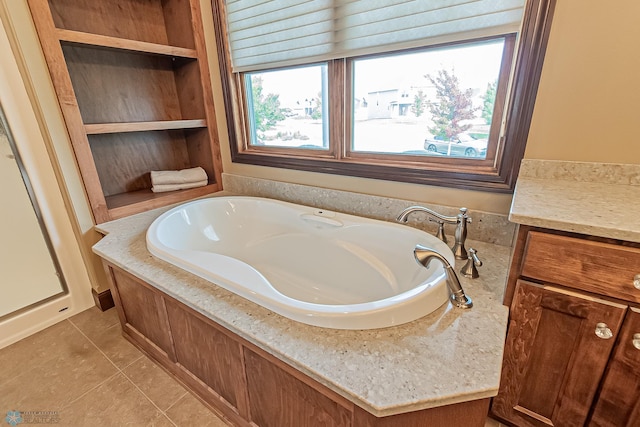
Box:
[423,133,487,158]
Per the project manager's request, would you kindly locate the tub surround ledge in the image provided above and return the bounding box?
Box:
[93,200,510,418]
[511,159,640,242]
[222,173,516,247]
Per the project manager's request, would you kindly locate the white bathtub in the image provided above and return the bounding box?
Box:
[146,196,453,329]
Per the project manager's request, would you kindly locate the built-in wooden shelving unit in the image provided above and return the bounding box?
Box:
[28,0,223,223]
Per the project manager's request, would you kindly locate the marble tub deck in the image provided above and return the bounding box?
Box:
[93,199,510,417]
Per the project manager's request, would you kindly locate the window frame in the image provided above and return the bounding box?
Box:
[211,0,556,193]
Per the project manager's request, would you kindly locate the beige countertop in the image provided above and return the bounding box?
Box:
[93,196,510,417]
[510,160,640,243]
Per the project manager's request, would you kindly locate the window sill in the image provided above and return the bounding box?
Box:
[230,150,519,193]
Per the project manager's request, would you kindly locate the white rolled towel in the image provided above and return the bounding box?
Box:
[150,166,208,185]
[151,179,208,193]
[150,167,208,193]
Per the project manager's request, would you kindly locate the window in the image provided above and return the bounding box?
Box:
[213,0,556,192]
[350,37,512,160]
[245,65,328,150]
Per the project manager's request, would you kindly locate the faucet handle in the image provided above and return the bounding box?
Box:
[452,208,471,260]
[460,248,482,278]
[428,218,448,244]
[458,207,472,223]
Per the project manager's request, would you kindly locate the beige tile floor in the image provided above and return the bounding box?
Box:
[0,307,229,426]
[1,306,506,427]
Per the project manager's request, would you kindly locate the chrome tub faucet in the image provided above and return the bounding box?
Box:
[396,206,472,260]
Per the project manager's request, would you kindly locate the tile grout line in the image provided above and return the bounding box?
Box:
[163,390,190,413]
[67,317,145,372]
[117,352,146,371]
[60,370,121,410]
[119,373,180,427]
[68,317,180,426]
[65,319,135,373]
[61,319,129,409]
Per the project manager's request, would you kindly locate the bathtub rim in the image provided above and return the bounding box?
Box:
[146,196,454,329]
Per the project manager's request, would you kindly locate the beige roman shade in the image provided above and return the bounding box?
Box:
[225,0,526,72]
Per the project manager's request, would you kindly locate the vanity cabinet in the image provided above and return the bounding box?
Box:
[102,262,491,427]
[589,307,640,426]
[28,0,223,223]
[491,226,640,427]
[492,279,625,426]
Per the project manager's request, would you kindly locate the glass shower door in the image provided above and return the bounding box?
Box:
[0,105,65,318]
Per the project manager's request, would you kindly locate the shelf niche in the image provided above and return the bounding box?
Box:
[88,128,213,197]
[62,44,205,124]
[29,0,223,223]
[47,0,196,50]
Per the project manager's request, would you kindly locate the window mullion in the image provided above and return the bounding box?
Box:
[329,59,346,160]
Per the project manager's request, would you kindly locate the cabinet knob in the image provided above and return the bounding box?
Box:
[633,333,640,350]
[595,323,613,339]
[634,274,640,290]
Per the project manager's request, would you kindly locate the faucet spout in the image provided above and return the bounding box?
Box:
[414,245,473,309]
[396,206,457,224]
[397,206,472,260]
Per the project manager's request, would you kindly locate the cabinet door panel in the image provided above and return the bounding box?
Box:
[491,280,626,427]
[110,267,174,358]
[164,300,246,411]
[245,349,351,427]
[589,307,640,427]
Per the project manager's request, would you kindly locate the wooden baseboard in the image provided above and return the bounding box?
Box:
[92,288,115,311]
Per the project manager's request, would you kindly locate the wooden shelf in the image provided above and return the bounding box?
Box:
[29,0,224,223]
[106,183,218,220]
[84,119,207,135]
[56,28,198,58]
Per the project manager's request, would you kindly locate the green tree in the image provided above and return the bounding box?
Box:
[251,75,285,132]
[426,69,478,139]
[481,79,497,124]
[411,90,427,117]
[310,92,322,120]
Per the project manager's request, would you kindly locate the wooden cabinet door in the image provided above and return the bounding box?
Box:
[164,300,247,415]
[589,307,640,427]
[491,280,626,427]
[108,266,175,359]
[244,349,352,427]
